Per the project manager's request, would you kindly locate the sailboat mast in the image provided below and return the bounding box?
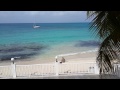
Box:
[33,16,40,28]
[33,17,36,26]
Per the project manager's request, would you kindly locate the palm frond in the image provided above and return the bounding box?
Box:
[97,35,120,73]
[87,11,120,74]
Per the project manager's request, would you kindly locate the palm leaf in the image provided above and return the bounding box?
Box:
[87,11,120,74]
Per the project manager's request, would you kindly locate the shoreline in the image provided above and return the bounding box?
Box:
[0,51,98,78]
[0,51,97,65]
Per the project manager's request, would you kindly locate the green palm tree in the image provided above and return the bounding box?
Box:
[87,11,120,74]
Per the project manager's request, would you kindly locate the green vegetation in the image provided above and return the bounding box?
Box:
[87,11,120,74]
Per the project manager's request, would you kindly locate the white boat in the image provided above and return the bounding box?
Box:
[33,25,40,28]
[33,17,40,29]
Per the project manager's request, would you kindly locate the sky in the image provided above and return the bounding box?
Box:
[0,11,92,23]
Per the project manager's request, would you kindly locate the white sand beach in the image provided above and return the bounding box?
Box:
[0,51,97,65]
[0,51,99,78]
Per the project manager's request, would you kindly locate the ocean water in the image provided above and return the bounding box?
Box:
[0,23,100,61]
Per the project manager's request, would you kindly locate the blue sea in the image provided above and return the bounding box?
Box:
[0,23,100,61]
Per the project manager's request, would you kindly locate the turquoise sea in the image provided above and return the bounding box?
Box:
[0,23,100,61]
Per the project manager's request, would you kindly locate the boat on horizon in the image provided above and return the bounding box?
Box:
[33,25,40,28]
[33,16,40,29]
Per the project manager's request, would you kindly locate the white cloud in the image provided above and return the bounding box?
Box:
[24,11,51,16]
[25,11,40,16]
[52,11,66,16]
[0,11,91,23]
[24,11,86,16]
